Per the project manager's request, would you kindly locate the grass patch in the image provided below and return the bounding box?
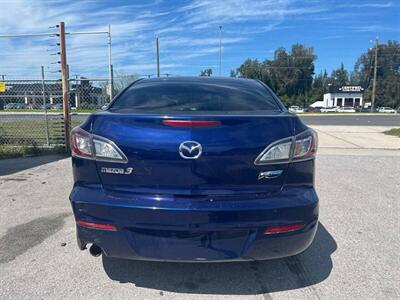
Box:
[0,119,65,145]
[0,119,82,146]
[0,144,67,159]
[383,128,400,138]
[0,115,81,158]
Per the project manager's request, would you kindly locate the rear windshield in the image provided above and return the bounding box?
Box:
[109,80,281,114]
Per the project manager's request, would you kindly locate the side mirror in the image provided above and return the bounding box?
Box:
[101,105,108,111]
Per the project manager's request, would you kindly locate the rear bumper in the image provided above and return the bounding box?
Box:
[70,185,318,261]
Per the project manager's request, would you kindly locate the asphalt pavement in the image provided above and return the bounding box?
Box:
[300,114,400,126]
[0,148,399,299]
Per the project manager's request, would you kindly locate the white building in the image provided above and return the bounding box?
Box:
[322,85,364,108]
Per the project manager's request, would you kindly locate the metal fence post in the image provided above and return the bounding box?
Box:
[41,66,50,146]
[108,24,113,100]
[110,64,114,102]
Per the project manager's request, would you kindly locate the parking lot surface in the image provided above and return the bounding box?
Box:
[0,149,399,299]
[311,126,400,151]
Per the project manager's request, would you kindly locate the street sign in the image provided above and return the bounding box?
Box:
[0,82,5,92]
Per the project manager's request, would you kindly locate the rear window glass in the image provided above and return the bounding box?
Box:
[109,80,281,114]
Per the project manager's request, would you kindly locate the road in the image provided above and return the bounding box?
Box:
[0,149,399,299]
[300,114,400,126]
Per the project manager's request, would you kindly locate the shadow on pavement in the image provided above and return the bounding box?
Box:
[102,222,336,295]
[0,212,71,264]
[0,154,67,176]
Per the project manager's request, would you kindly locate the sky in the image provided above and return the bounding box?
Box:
[0,0,399,79]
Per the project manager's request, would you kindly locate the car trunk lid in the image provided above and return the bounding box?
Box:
[91,112,294,196]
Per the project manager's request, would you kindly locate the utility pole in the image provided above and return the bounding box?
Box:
[219,26,222,77]
[156,37,160,78]
[59,21,70,150]
[0,74,5,80]
[371,36,379,112]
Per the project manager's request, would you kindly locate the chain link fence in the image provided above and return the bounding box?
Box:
[0,78,111,150]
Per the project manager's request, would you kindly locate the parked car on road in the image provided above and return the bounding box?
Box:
[5,103,25,109]
[51,103,63,110]
[320,107,338,113]
[288,105,305,113]
[378,107,396,113]
[70,77,319,262]
[4,103,18,109]
[26,103,41,109]
[305,106,322,113]
[337,107,356,113]
[361,107,372,112]
[40,104,52,110]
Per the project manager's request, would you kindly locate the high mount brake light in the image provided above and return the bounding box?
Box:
[71,128,128,163]
[254,129,318,165]
[163,120,221,127]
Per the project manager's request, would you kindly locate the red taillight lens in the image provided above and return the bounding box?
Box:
[163,120,221,127]
[293,129,318,160]
[71,128,93,158]
[264,223,304,234]
[76,220,117,231]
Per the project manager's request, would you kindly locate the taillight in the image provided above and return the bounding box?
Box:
[92,135,128,162]
[254,138,293,164]
[76,220,117,231]
[71,128,93,158]
[71,127,128,163]
[254,129,318,165]
[293,129,318,161]
[264,223,304,234]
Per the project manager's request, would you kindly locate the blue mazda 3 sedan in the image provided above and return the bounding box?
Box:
[69,77,319,262]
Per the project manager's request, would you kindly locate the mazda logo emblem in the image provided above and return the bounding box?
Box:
[179,141,202,160]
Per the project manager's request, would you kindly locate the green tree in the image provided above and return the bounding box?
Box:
[199,68,213,76]
[354,40,400,107]
[311,70,329,101]
[232,40,399,108]
[330,63,349,87]
[233,44,317,106]
[235,59,263,79]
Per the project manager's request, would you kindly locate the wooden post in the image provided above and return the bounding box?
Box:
[59,22,70,150]
[371,37,378,112]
